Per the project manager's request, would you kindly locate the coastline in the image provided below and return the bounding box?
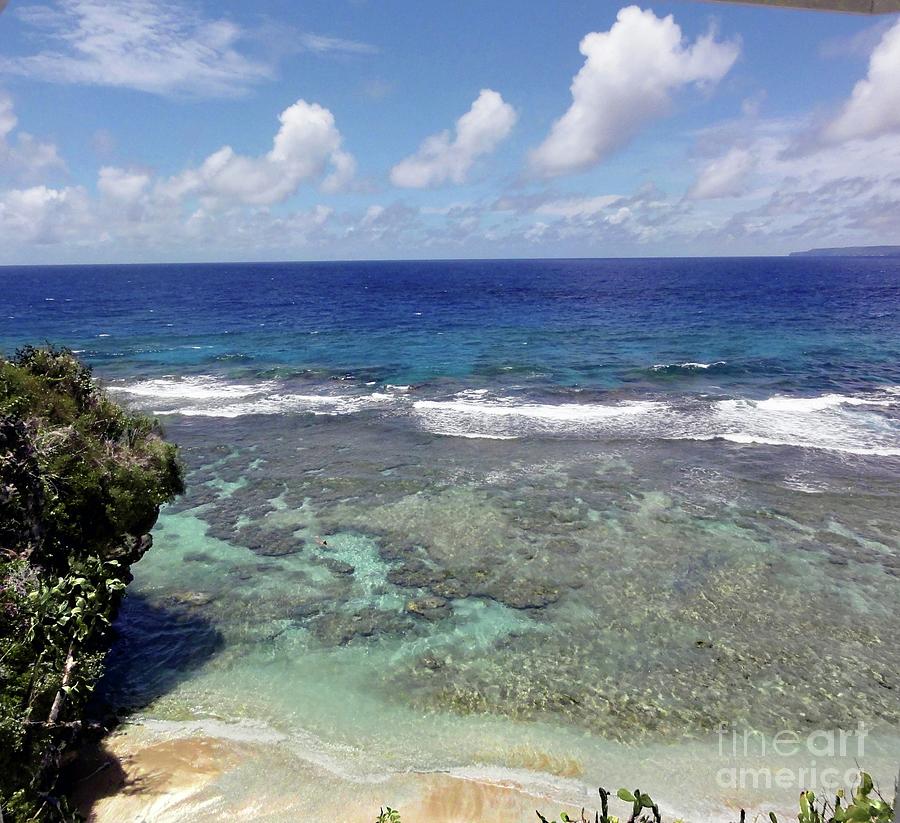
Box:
[5,260,899,821]
[69,716,900,822]
[71,723,584,823]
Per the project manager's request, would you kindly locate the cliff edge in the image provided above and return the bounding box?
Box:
[0,346,183,821]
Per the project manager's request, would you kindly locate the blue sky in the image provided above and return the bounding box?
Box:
[0,0,898,263]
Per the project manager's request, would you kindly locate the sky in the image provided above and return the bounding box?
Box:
[0,0,899,263]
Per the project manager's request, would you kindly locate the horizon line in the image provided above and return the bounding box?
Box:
[0,251,864,269]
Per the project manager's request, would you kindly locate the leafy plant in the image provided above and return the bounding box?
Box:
[1,347,183,820]
[771,772,894,823]
[617,788,661,823]
[531,773,893,823]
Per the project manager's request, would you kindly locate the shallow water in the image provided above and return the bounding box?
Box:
[3,259,899,819]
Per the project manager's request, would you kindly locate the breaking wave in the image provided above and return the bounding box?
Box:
[109,376,900,456]
[108,375,399,417]
[648,361,728,373]
[412,391,663,439]
[111,375,277,402]
[703,394,900,456]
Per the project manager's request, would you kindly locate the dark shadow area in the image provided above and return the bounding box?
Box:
[93,591,225,713]
[59,591,224,817]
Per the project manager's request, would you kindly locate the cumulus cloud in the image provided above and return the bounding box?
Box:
[0,185,91,245]
[823,18,900,143]
[159,99,355,206]
[674,21,900,247]
[681,111,900,251]
[0,95,363,259]
[530,6,739,178]
[687,146,755,199]
[97,167,151,203]
[0,92,65,181]
[390,89,517,188]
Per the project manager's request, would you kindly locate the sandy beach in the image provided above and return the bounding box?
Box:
[71,724,583,823]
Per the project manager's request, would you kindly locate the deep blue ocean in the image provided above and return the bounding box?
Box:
[3,256,899,393]
[3,258,899,820]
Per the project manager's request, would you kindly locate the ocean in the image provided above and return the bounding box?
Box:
[2,258,899,821]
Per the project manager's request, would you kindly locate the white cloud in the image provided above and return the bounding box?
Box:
[296,33,377,55]
[818,19,894,60]
[345,202,419,243]
[0,185,91,244]
[536,194,623,218]
[823,18,900,144]
[1,1,377,98]
[0,95,361,259]
[1,0,272,97]
[0,93,16,139]
[182,203,335,247]
[530,6,739,178]
[321,150,357,195]
[159,99,355,206]
[0,91,65,181]
[390,89,517,188]
[682,113,900,250]
[98,166,151,203]
[515,183,687,247]
[688,147,755,199]
[677,22,900,247]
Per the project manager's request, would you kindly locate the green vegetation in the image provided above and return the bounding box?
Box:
[532,773,893,823]
[373,773,894,823]
[0,346,183,821]
[1,348,893,823]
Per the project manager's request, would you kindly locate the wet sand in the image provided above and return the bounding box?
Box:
[72,725,582,823]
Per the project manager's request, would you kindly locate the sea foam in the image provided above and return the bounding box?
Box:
[112,375,275,402]
[111,376,900,456]
[412,396,662,439]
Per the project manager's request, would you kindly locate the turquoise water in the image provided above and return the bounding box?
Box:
[2,258,899,819]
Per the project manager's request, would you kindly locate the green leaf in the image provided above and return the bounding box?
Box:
[617,790,635,803]
[858,773,873,796]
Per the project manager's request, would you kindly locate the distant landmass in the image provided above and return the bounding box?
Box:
[790,245,900,258]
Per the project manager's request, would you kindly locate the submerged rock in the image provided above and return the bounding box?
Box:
[183,550,215,563]
[321,558,355,576]
[289,601,326,621]
[544,538,580,556]
[489,579,561,610]
[165,591,216,609]
[405,595,451,620]
[306,607,418,646]
[430,576,470,599]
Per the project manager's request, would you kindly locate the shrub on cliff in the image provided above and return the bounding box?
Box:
[0,346,183,821]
